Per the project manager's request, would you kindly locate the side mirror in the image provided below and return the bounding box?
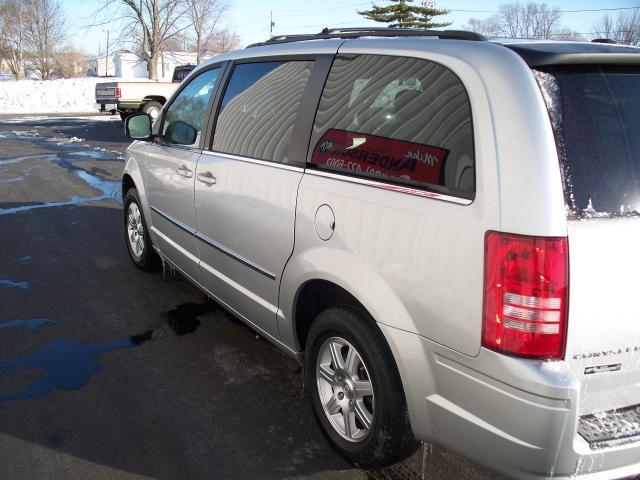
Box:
[125,113,153,140]
[165,120,198,146]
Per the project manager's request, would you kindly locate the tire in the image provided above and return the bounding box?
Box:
[141,100,162,120]
[123,188,159,271]
[305,306,418,468]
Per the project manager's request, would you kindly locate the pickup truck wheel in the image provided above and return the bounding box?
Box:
[305,306,417,468]
[123,188,159,271]
[142,101,162,120]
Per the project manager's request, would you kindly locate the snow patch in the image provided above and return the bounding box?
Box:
[0,130,41,139]
[46,136,84,145]
[0,169,122,216]
[0,77,121,114]
[0,115,119,123]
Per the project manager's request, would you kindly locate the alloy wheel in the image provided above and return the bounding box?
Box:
[316,336,375,442]
[127,202,145,259]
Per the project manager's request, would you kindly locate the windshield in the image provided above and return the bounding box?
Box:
[535,67,640,218]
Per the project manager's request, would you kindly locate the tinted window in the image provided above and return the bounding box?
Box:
[536,68,640,218]
[172,65,194,82]
[212,61,313,163]
[310,55,475,198]
[162,67,219,147]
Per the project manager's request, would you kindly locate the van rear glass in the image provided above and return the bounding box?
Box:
[535,67,640,218]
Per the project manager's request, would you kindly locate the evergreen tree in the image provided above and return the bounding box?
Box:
[358,0,451,29]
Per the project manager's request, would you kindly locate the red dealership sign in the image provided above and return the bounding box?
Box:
[311,129,448,186]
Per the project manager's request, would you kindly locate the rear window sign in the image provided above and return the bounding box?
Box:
[312,129,449,186]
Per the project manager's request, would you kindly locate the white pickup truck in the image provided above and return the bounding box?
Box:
[95,65,194,120]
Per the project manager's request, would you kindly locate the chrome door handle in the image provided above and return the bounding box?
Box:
[176,165,193,178]
[197,171,216,185]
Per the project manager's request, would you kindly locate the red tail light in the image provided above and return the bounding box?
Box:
[483,231,569,359]
[114,87,121,99]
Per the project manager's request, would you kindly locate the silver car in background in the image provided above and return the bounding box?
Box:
[120,28,640,479]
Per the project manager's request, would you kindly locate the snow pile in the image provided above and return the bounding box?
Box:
[46,136,84,145]
[0,77,119,114]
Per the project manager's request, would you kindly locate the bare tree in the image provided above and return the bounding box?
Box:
[207,29,239,54]
[0,0,27,79]
[23,0,67,80]
[53,46,89,78]
[186,0,225,63]
[162,31,190,52]
[465,2,580,40]
[592,10,640,46]
[115,0,188,79]
[464,18,499,37]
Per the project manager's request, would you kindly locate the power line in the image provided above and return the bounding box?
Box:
[274,21,363,30]
[267,5,638,18]
[450,6,640,14]
[561,29,640,36]
[272,1,370,15]
[274,4,371,18]
[269,24,639,38]
[240,4,639,26]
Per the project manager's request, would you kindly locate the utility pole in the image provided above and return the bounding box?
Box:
[105,30,110,77]
[270,11,274,38]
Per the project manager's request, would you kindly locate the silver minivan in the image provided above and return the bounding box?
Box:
[121,28,640,479]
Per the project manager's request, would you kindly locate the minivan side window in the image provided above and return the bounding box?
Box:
[161,67,220,147]
[310,55,475,198]
[212,61,314,164]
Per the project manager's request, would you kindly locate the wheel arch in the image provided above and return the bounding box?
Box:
[280,248,419,353]
[122,172,136,199]
[293,279,371,352]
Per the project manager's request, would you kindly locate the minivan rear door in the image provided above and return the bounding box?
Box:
[537,66,640,416]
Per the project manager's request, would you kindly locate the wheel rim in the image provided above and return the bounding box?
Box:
[147,107,159,119]
[127,202,145,259]
[316,336,375,442]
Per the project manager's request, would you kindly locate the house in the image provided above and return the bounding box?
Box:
[88,50,119,77]
[114,51,199,80]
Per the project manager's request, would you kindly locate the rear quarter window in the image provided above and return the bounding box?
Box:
[309,54,475,199]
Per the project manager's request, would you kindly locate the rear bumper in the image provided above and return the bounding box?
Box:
[95,98,142,112]
[96,102,116,112]
[116,101,143,110]
[379,324,640,479]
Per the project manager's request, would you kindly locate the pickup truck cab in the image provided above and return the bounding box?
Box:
[120,28,640,479]
[95,64,195,120]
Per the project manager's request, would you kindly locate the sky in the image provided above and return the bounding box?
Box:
[64,0,640,56]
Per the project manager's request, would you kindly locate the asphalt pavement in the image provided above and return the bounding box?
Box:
[0,114,500,480]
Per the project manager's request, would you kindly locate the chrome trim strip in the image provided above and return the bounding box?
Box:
[305,169,473,205]
[200,150,305,172]
[150,206,196,235]
[150,205,276,280]
[196,232,276,280]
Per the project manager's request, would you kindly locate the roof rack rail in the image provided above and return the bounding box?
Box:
[247,27,485,48]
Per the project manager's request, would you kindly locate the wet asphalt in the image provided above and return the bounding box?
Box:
[0,114,500,480]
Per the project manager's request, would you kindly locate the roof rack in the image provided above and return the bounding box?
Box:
[247,27,485,48]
